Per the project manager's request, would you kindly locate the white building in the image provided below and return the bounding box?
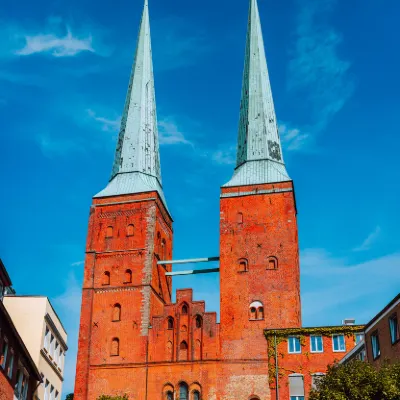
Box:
[3,296,67,400]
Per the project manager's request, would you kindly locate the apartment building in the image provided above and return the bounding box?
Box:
[0,260,42,400]
[3,295,68,400]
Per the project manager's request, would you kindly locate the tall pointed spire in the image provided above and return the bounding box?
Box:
[95,0,167,209]
[224,0,290,187]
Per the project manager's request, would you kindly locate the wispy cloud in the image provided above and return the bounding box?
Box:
[36,134,84,158]
[287,0,354,138]
[210,145,236,165]
[71,261,84,267]
[158,118,192,146]
[279,122,310,151]
[301,248,400,325]
[353,226,381,252]
[87,109,120,132]
[16,29,94,57]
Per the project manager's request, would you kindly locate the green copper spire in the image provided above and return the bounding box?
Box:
[224,0,290,187]
[95,0,168,210]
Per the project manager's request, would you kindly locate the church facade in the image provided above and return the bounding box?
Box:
[74,0,363,399]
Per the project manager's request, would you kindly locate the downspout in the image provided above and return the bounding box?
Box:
[275,334,280,400]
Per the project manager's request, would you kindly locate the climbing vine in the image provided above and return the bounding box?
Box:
[264,325,364,388]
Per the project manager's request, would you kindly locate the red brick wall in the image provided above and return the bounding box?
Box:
[0,370,13,400]
[269,332,360,399]
[365,300,400,366]
[219,181,301,362]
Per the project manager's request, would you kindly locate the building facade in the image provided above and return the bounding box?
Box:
[0,260,42,400]
[74,0,365,399]
[3,296,68,400]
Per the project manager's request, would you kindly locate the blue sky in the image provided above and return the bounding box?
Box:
[1,0,399,396]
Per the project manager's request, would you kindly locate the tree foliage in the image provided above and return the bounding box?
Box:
[65,394,74,400]
[309,361,400,400]
[97,395,129,400]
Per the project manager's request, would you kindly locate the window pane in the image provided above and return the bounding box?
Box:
[389,316,398,344]
[289,337,301,353]
[311,336,323,352]
[333,335,345,351]
[355,333,364,344]
[289,375,305,396]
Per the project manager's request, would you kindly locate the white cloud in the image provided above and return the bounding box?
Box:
[16,29,94,57]
[301,248,400,325]
[53,271,82,395]
[279,123,310,151]
[353,226,381,252]
[288,0,354,135]
[211,146,236,165]
[87,109,120,132]
[71,261,84,267]
[158,118,192,146]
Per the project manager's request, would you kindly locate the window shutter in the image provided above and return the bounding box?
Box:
[289,374,304,396]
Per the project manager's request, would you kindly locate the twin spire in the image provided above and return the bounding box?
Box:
[96,0,289,203]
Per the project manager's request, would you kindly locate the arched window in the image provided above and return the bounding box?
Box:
[182,304,188,315]
[166,391,173,400]
[106,226,113,238]
[193,390,200,400]
[179,382,188,400]
[112,304,121,322]
[237,212,243,224]
[179,341,188,361]
[167,317,174,330]
[111,338,119,356]
[267,256,278,270]
[124,269,132,284]
[249,301,264,320]
[238,258,248,272]
[161,239,166,260]
[195,315,202,328]
[126,224,134,236]
[102,271,110,286]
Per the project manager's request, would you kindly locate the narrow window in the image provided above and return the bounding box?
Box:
[1,339,8,369]
[124,269,132,284]
[371,331,380,359]
[126,224,134,236]
[332,334,346,352]
[239,259,248,272]
[103,271,110,286]
[250,307,257,320]
[179,341,188,361]
[43,326,50,350]
[289,374,305,400]
[179,382,188,400]
[106,226,113,238]
[310,335,323,353]
[258,307,264,320]
[44,380,49,400]
[355,333,364,344]
[267,257,277,270]
[112,304,121,322]
[288,337,301,354]
[193,390,200,400]
[7,349,14,379]
[167,317,174,330]
[237,212,243,224]
[111,338,119,356]
[195,315,202,328]
[389,314,399,344]
[182,304,188,315]
[166,392,173,400]
[50,385,54,400]
[249,301,263,320]
[161,239,167,261]
[157,232,161,254]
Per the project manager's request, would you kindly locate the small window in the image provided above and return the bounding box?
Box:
[289,373,304,400]
[238,258,248,272]
[288,337,301,354]
[332,334,346,352]
[258,307,264,320]
[126,224,134,236]
[389,314,399,344]
[193,390,200,400]
[111,338,119,356]
[311,373,325,390]
[180,341,188,350]
[166,392,173,400]
[237,212,243,224]
[167,317,174,330]
[250,307,257,320]
[249,301,263,320]
[112,304,121,322]
[106,226,113,238]
[102,271,111,286]
[1,339,8,369]
[355,333,364,344]
[195,315,202,328]
[179,382,188,400]
[267,257,277,270]
[371,331,380,359]
[161,239,167,260]
[7,349,14,379]
[182,305,188,315]
[310,335,323,353]
[124,269,132,284]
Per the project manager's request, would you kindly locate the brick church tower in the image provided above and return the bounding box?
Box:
[74,0,301,398]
